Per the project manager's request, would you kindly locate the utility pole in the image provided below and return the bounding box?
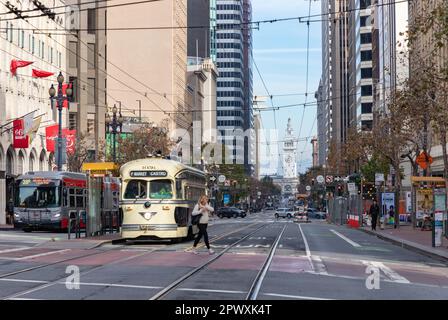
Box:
[136,99,142,122]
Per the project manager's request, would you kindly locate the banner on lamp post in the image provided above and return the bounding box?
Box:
[13,119,29,149]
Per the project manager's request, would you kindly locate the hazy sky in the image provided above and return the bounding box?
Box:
[252,0,322,176]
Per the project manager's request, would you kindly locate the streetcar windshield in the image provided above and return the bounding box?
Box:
[124,180,147,199]
[150,179,173,199]
[15,186,61,208]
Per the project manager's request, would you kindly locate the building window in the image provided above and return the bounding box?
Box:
[87,43,95,69]
[69,41,78,68]
[361,120,373,130]
[360,50,372,61]
[32,36,35,54]
[9,24,13,42]
[360,33,372,44]
[87,9,96,34]
[69,112,77,130]
[87,78,96,105]
[360,0,371,9]
[87,113,95,134]
[361,85,372,96]
[361,103,373,114]
[361,68,372,79]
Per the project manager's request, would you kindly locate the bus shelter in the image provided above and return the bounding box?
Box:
[82,162,120,236]
[411,176,447,247]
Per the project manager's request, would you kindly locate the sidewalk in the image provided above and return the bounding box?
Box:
[358,224,448,262]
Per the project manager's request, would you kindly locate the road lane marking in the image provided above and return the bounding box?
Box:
[56,282,163,290]
[310,255,328,275]
[177,288,245,294]
[0,247,30,254]
[0,279,50,284]
[262,292,333,300]
[361,260,410,284]
[298,224,314,272]
[330,230,361,247]
[15,249,71,261]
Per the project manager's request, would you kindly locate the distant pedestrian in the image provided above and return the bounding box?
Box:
[369,200,380,231]
[189,195,215,255]
[389,205,396,229]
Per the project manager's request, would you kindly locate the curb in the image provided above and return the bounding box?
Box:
[358,227,448,263]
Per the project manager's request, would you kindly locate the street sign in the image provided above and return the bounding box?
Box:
[224,180,230,187]
[306,185,311,191]
[218,175,226,183]
[375,173,384,184]
[316,175,324,184]
[347,183,357,194]
[416,151,433,170]
[209,176,216,182]
[326,175,333,183]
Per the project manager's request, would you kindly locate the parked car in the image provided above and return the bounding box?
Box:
[217,207,247,218]
[275,208,293,219]
[265,206,275,211]
[307,208,326,219]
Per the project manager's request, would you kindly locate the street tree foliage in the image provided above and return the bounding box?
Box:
[112,120,174,165]
[66,133,105,172]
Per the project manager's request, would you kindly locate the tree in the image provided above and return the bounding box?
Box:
[66,133,105,172]
[112,120,174,165]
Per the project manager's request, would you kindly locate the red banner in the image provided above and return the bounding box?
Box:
[45,124,58,152]
[13,119,29,149]
[45,125,76,154]
[10,60,33,76]
[32,69,54,78]
[63,129,76,154]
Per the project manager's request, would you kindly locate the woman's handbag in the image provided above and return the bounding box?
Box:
[191,214,202,225]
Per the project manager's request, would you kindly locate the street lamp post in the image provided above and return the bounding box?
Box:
[49,72,72,171]
[105,105,123,163]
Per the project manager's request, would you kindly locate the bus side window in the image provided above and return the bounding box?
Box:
[69,188,76,207]
[62,188,68,207]
[76,189,84,208]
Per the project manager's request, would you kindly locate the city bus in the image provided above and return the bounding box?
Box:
[119,157,207,241]
[13,171,119,232]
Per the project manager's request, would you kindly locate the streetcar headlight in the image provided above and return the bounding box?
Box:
[14,213,19,218]
[144,201,151,208]
[144,212,152,220]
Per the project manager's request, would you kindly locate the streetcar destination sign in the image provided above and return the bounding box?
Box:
[130,170,168,177]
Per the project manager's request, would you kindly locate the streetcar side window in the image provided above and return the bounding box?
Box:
[175,179,183,199]
[76,189,84,208]
[69,188,76,207]
[124,180,147,199]
[149,180,173,199]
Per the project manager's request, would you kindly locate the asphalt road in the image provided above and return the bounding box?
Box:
[0,210,447,300]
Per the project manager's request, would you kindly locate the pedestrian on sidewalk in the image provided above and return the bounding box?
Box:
[369,200,380,231]
[190,195,215,255]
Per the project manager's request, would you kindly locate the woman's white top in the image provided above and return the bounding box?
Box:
[192,203,214,224]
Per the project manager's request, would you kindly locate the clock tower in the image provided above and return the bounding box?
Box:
[282,118,297,178]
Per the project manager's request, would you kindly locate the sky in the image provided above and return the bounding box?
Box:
[251,0,322,176]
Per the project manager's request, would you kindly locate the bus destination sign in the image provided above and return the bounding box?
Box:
[130,170,168,178]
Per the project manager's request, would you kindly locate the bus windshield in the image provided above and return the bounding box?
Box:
[15,186,61,208]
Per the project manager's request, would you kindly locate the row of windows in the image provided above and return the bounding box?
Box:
[217,14,241,21]
[217,52,242,60]
[218,24,242,30]
[217,110,242,117]
[217,81,242,88]
[217,42,241,49]
[217,120,243,127]
[4,23,62,68]
[217,101,242,107]
[217,62,242,69]
[219,71,243,78]
[217,91,243,97]
[217,4,241,11]
[216,32,241,40]
[361,50,372,61]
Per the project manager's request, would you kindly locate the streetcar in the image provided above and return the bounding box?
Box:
[13,171,120,232]
[119,157,207,241]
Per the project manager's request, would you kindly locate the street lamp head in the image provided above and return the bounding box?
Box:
[112,105,118,114]
[57,72,64,84]
[65,84,73,97]
[105,113,111,126]
[48,84,56,98]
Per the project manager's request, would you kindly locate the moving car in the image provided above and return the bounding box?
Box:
[275,208,293,219]
[217,207,247,218]
[307,208,327,219]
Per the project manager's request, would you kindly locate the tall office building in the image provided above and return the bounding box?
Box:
[317,0,351,171]
[66,0,107,160]
[216,0,253,169]
[187,0,210,59]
